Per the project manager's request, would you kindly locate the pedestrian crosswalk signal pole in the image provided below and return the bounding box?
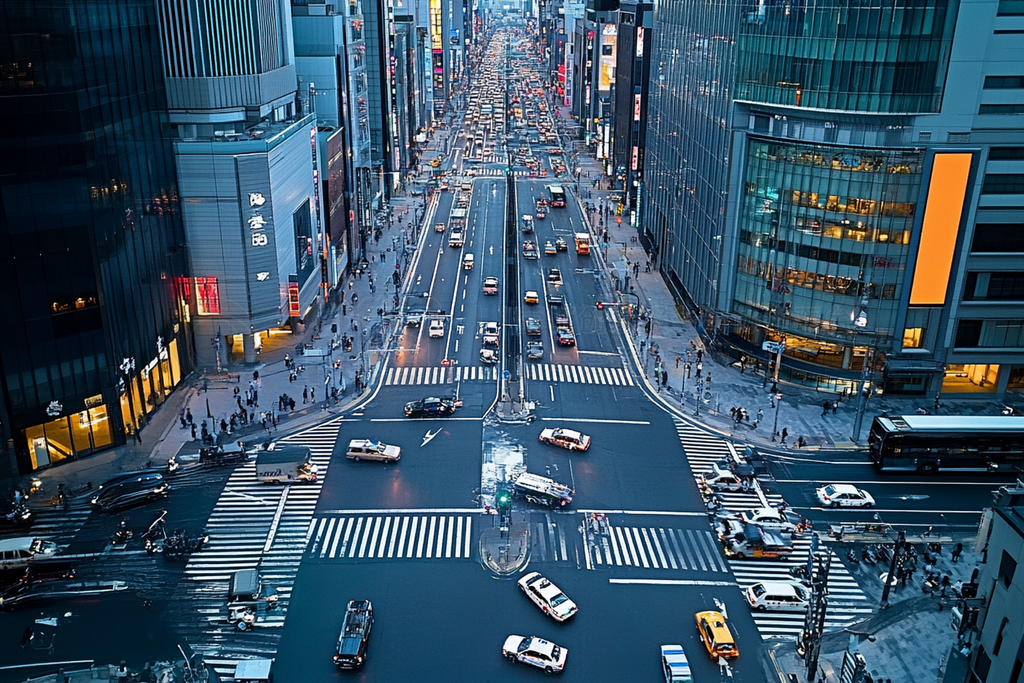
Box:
[803,547,831,682]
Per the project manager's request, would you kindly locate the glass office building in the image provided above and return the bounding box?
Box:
[638,0,1024,394]
[0,1,192,475]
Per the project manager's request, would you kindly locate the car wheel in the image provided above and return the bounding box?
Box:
[506,653,516,663]
[353,456,360,462]
[864,503,873,509]
[755,605,767,611]
[830,501,838,508]
[545,666,555,674]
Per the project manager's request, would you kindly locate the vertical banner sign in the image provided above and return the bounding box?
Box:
[288,276,301,317]
[636,27,644,57]
[634,93,642,121]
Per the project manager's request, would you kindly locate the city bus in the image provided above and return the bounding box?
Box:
[548,185,566,207]
[868,415,1024,473]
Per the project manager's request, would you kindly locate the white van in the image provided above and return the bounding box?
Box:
[463,253,475,270]
[745,582,809,611]
[0,537,60,572]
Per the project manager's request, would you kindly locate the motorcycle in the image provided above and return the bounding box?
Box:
[163,528,210,561]
[861,546,879,565]
[142,510,168,554]
[110,518,133,546]
[342,336,353,353]
[846,548,860,564]
[166,455,179,475]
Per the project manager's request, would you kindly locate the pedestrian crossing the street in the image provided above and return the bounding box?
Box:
[167,418,340,652]
[672,419,873,639]
[382,363,632,386]
[307,513,475,561]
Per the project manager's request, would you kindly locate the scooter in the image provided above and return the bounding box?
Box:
[110,518,133,545]
[166,455,179,475]
[163,529,210,561]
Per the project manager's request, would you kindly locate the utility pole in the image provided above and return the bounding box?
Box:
[802,534,830,682]
[880,529,906,608]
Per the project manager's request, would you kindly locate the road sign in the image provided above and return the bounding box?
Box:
[762,341,785,354]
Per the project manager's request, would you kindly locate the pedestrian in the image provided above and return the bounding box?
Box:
[220,418,228,433]
[186,409,193,426]
[191,423,197,440]
[940,575,951,597]
[832,400,839,415]
[348,280,354,290]
[822,401,830,417]
[696,362,703,378]
[757,408,764,423]
[134,428,143,445]
[289,397,296,411]
[303,386,309,404]
[796,436,806,448]
[381,251,387,263]
[310,387,315,403]
[675,356,681,369]
[179,414,188,430]
[781,427,788,444]
[934,394,941,411]
[952,542,963,563]
[954,579,963,597]
[661,370,668,386]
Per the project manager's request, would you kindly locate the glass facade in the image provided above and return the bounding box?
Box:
[731,140,923,370]
[0,1,192,474]
[735,0,959,113]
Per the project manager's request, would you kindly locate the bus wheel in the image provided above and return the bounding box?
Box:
[917,463,938,474]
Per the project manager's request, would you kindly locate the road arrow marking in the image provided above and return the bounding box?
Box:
[421,428,442,447]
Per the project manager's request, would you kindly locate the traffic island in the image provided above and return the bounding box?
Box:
[479,510,530,576]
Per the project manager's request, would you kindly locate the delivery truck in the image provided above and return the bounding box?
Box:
[255,446,318,484]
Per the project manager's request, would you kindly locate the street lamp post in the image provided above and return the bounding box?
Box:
[772,391,782,441]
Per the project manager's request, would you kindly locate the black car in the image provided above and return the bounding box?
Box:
[404,396,462,418]
[525,318,542,336]
[91,473,170,512]
[333,600,373,669]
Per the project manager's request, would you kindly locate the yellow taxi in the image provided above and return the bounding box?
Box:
[429,157,442,168]
[524,290,540,305]
[694,610,739,660]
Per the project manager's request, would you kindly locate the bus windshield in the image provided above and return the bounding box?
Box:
[869,415,1024,473]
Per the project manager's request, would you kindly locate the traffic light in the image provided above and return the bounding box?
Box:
[596,301,603,310]
[495,486,512,511]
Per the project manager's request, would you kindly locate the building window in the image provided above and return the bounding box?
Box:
[1000,550,1018,588]
[965,272,1024,300]
[972,224,1024,253]
[903,328,923,349]
[195,277,221,315]
[997,0,1024,15]
[984,76,1024,89]
[990,147,1024,160]
[976,645,992,682]
[955,320,1024,348]
[982,174,1024,194]
[994,617,1010,656]
[980,104,1024,114]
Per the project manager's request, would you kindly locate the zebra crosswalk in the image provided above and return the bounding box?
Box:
[585,522,729,573]
[166,418,341,656]
[468,168,567,178]
[382,363,632,386]
[307,514,475,561]
[672,418,872,639]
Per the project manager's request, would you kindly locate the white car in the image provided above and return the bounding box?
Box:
[483,322,500,347]
[517,572,577,622]
[428,319,445,338]
[739,507,797,533]
[745,581,810,611]
[346,439,401,463]
[502,635,568,674]
[660,644,694,683]
[539,427,591,452]
[815,483,874,508]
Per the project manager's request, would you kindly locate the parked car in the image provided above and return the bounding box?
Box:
[502,635,568,674]
[539,427,591,452]
[404,396,462,418]
[517,572,578,621]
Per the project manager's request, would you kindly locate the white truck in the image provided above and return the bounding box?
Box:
[255,446,318,484]
[448,228,465,247]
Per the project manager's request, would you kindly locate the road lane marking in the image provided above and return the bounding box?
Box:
[609,579,739,587]
[576,509,707,516]
[537,418,651,424]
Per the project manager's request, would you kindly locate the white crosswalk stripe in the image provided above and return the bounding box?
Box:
[585,525,730,573]
[673,418,872,639]
[168,418,341,647]
[382,363,632,386]
[307,514,475,560]
[530,516,572,562]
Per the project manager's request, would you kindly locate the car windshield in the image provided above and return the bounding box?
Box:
[549,592,569,607]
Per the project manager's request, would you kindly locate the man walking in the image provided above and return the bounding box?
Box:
[303,386,309,404]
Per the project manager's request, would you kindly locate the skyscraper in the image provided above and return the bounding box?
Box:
[0,0,192,476]
[643,0,1024,397]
